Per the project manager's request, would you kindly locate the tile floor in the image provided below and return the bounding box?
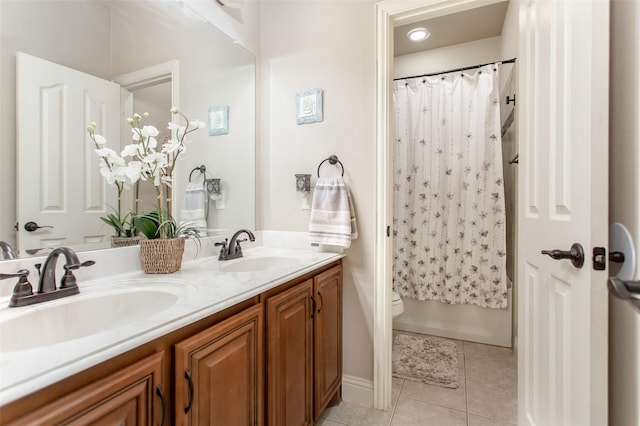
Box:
[318,331,517,426]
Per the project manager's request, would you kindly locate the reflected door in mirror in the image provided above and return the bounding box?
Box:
[17,52,120,255]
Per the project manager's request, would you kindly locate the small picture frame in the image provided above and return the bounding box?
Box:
[296,89,323,124]
[208,106,229,136]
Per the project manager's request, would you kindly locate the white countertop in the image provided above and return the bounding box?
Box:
[0,243,343,406]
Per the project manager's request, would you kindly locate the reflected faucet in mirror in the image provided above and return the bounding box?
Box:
[0,241,15,260]
[0,247,95,307]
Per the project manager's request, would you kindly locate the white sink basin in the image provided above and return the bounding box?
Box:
[201,256,304,273]
[0,283,185,352]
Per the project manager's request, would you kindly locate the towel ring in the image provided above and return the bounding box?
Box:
[189,165,207,182]
[317,155,344,177]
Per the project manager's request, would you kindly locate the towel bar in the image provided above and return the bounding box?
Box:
[317,155,345,177]
[189,165,207,182]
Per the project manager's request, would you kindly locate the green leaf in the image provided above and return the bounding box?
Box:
[134,214,160,239]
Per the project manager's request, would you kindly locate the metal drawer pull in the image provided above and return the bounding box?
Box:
[156,385,167,426]
[184,369,194,414]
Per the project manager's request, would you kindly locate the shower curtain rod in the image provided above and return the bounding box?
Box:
[393,57,517,81]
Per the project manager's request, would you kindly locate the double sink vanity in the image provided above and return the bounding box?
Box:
[0,234,344,425]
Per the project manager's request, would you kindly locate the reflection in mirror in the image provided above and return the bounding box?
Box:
[0,0,255,259]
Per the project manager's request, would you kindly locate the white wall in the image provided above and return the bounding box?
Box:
[259,0,378,389]
[0,1,112,249]
[184,0,261,56]
[609,1,640,424]
[110,1,256,233]
[394,36,501,78]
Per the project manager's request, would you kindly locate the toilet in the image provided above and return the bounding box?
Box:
[392,291,405,318]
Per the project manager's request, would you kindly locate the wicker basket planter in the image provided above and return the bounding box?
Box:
[139,238,185,274]
[111,236,142,248]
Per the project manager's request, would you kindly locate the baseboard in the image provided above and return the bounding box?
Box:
[341,374,374,407]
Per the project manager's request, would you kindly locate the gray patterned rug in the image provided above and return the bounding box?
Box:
[392,334,459,388]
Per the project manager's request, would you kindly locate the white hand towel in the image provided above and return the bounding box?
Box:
[180,182,207,236]
[309,177,358,248]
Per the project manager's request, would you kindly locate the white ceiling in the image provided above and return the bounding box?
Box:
[394,1,509,57]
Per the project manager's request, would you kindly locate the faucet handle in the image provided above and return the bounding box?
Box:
[60,260,95,290]
[64,260,96,271]
[0,269,30,281]
[214,239,228,247]
[2,270,34,305]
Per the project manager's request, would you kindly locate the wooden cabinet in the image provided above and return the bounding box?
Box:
[266,279,314,425]
[174,303,264,426]
[7,351,166,426]
[1,260,342,426]
[266,264,342,425]
[312,265,342,420]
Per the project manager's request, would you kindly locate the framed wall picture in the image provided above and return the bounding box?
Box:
[208,106,229,135]
[296,88,323,124]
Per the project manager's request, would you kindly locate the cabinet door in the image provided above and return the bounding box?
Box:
[266,279,313,426]
[313,265,342,420]
[8,352,166,426]
[175,303,263,426]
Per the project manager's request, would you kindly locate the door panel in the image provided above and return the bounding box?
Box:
[174,304,263,426]
[266,280,313,426]
[313,266,342,420]
[518,1,609,425]
[17,52,120,254]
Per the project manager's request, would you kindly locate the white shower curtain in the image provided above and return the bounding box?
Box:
[392,64,507,309]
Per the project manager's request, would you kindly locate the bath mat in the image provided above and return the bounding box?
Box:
[392,333,459,388]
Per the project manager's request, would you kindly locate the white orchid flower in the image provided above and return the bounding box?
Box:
[99,165,117,185]
[93,134,107,145]
[143,152,168,168]
[161,139,182,155]
[122,161,144,184]
[167,122,186,139]
[95,147,125,166]
[121,143,141,158]
[190,120,206,129]
[141,125,159,138]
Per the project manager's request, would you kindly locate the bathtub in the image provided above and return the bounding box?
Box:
[393,280,513,347]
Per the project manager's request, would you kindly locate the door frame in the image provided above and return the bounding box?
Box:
[112,60,180,218]
[373,0,508,409]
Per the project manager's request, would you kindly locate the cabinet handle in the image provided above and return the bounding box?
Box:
[184,369,194,414]
[310,296,316,319]
[316,291,323,314]
[156,384,167,426]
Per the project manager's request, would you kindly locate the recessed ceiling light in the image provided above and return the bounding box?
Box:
[407,27,430,42]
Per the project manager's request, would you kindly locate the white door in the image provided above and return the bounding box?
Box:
[17,52,120,255]
[518,1,609,425]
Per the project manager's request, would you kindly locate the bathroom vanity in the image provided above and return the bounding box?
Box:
[0,246,343,425]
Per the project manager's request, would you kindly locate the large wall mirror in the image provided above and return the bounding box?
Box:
[0,0,255,259]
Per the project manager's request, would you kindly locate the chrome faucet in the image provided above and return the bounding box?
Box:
[1,247,95,307]
[216,229,256,261]
[0,241,15,260]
